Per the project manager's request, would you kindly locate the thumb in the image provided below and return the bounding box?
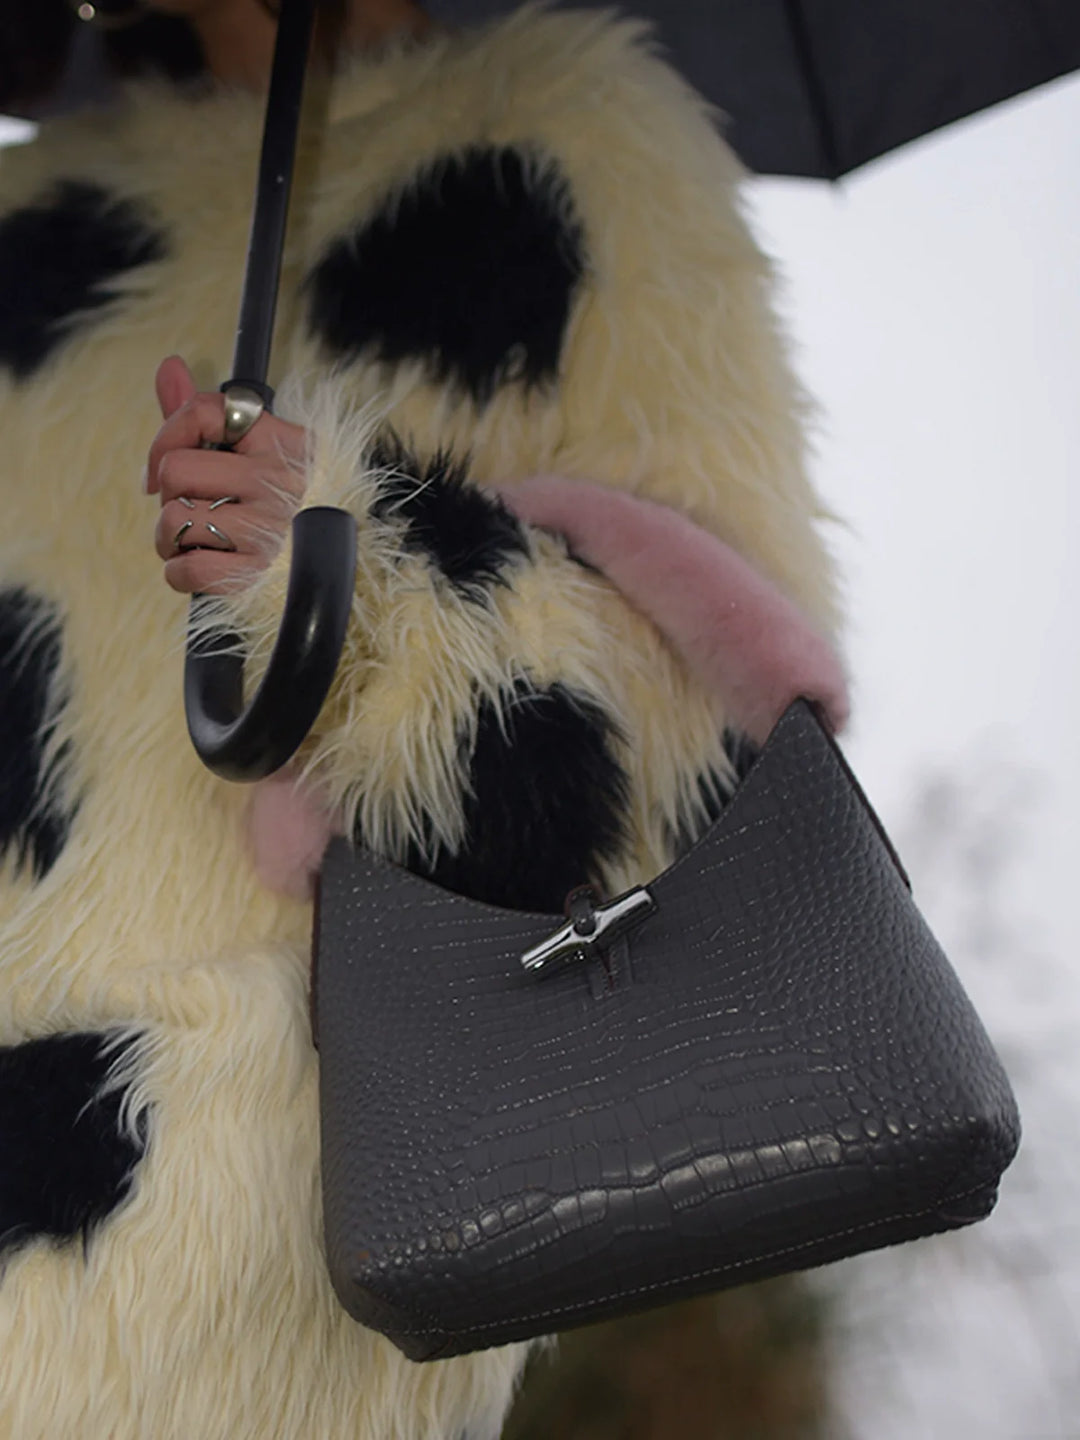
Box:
[155,355,197,419]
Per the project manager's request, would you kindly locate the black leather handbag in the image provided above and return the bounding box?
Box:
[312,699,1019,1361]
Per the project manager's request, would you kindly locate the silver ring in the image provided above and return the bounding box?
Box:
[172,520,194,552]
[204,522,237,553]
[208,495,241,511]
[221,384,266,448]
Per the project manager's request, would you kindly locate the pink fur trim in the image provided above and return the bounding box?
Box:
[497,475,848,745]
[249,477,847,897]
[247,768,338,901]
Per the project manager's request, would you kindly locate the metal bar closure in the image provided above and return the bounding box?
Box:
[521,885,657,977]
[184,0,358,782]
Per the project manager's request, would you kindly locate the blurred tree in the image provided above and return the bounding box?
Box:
[826,755,1080,1437]
[502,1279,828,1440]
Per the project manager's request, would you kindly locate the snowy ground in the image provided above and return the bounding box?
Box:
[748,71,1080,1440]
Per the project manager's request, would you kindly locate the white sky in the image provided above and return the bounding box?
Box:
[0,118,33,147]
[3,61,1079,1440]
[749,71,1080,1439]
[748,72,1080,968]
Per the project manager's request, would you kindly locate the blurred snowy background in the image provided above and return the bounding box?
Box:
[747,69,1080,1440]
[4,60,1078,1438]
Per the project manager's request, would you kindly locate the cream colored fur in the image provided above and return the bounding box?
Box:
[0,6,838,1437]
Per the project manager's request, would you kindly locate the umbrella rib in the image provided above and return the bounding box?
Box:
[781,0,843,181]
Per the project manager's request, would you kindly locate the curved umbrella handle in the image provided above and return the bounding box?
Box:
[184,506,357,782]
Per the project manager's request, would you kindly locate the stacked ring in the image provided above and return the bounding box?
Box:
[169,378,263,555]
[172,496,242,553]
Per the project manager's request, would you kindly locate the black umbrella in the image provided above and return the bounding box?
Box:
[185,0,1080,779]
[23,1,1078,777]
[183,0,355,780]
[25,0,1080,179]
[437,0,1080,179]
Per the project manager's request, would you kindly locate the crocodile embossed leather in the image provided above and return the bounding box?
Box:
[313,701,1020,1360]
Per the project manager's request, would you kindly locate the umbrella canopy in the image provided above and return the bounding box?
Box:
[18,1,1080,177]
[20,0,1080,177]
[433,0,1080,178]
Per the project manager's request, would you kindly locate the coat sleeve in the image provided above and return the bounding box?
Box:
[214,415,735,912]
[215,16,840,913]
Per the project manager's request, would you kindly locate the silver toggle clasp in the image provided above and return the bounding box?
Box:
[521,885,657,978]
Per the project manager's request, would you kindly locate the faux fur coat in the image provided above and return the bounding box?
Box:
[0,7,838,1437]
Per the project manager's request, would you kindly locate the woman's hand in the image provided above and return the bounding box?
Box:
[149,356,307,595]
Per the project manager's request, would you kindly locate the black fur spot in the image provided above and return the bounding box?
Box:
[0,180,166,379]
[369,434,528,597]
[308,146,585,405]
[0,1032,146,1256]
[399,680,629,913]
[0,589,75,879]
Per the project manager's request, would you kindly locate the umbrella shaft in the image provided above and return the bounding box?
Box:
[231,0,317,393]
